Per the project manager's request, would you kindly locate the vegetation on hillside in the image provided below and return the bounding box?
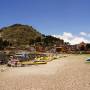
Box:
[0,24,64,49]
[0,24,42,45]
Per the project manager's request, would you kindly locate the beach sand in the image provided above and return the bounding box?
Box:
[0,54,90,90]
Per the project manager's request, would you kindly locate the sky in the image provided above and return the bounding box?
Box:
[0,0,90,44]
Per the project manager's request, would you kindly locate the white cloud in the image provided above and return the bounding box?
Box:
[63,32,73,38]
[53,32,90,45]
[70,37,89,45]
[80,32,87,36]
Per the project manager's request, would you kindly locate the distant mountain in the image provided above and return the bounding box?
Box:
[0,24,43,45]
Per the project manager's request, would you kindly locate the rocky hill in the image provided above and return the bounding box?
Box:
[0,24,43,45]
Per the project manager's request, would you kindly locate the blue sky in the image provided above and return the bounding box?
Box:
[0,0,90,44]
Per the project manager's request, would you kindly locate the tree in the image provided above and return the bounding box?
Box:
[35,37,42,42]
[29,39,35,45]
[3,40,9,47]
[86,44,90,50]
[80,45,85,51]
[42,35,63,47]
[0,38,10,50]
[0,38,4,50]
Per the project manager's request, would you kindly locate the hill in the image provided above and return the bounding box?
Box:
[0,24,43,45]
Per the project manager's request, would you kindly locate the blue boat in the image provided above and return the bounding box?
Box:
[86,58,90,61]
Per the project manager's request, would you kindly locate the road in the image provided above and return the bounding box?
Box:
[0,54,90,90]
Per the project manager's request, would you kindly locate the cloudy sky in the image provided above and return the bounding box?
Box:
[53,32,90,45]
[0,0,90,44]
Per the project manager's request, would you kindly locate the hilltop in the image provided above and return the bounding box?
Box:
[0,24,43,45]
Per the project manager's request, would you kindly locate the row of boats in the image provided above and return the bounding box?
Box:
[7,52,56,67]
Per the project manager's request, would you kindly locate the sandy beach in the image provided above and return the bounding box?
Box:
[0,54,90,90]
